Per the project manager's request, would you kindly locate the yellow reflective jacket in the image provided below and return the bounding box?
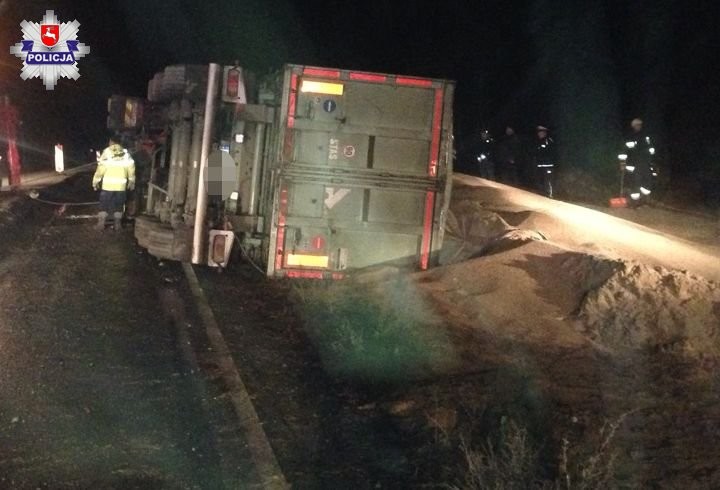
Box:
[93,144,136,191]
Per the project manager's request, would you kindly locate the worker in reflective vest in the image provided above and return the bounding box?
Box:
[92,137,135,231]
[618,118,656,205]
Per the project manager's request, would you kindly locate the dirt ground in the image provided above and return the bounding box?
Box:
[4,173,720,488]
[195,266,422,488]
[397,176,720,487]
[182,175,720,489]
[252,175,720,488]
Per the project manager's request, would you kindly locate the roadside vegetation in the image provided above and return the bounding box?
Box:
[291,279,457,382]
[454,414,631,490]
[291,278,636,489]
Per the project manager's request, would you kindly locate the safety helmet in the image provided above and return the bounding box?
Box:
[536,125,549,132]
[110,144,125,158]
[631,118,643,128]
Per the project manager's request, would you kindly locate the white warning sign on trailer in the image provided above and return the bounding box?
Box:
[324,187,350,209]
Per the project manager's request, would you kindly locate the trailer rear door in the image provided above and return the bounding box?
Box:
[267,65,454,278]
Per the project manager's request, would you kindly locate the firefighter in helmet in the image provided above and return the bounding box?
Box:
[496,126,521,186]
[533,125,557,198]
[473,128,496,180]
[93,136,135,231]
[618,118,656,205]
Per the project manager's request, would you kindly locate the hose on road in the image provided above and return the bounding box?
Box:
[234,235,266,276]
[28,190,98,206]
[24,161,100,206]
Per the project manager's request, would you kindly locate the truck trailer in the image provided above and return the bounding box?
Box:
[110,63,454,278]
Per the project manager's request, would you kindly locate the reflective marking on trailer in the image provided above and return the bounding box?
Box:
[288,73,298,128]
[349,72,387,83]
[275,187,289,272]
[428,88,444,177]
[420,191,436,269]
[300,80,344,95]
[324,187,351,209]
[396,77,433,88]
[287,270,324,279]
[286,254,330,268]
[303,67,341,78]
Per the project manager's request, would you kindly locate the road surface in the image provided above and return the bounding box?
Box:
[0,190,229,489]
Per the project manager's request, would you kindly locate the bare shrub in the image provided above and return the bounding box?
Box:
[453,419,543,490]
[454,414,631,490]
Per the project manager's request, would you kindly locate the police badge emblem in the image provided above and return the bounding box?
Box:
[10,10,91,90]
[40,24,60,47]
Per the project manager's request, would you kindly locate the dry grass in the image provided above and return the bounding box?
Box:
[453,419,544,490]
[453,413,632,490]
[291,281,456,381]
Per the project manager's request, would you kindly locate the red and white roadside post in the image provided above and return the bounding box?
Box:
[0,96,22,187]
[54,144,64,173]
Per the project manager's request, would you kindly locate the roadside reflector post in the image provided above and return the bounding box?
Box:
[0,96,22,186]
[54,144,64,173]
[192,63,221,265]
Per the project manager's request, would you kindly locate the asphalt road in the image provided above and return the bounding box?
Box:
[0,195,225,489]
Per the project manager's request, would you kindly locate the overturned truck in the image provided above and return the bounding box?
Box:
[110,64,454,278]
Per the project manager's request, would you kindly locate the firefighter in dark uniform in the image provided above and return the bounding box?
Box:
[473,128,496,180]
[496,126,521,186]
[618,118,657,204]
[533,125,557,198]
[127,139,152,217]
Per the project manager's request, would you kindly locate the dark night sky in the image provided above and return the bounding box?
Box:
[2,0,720,200]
